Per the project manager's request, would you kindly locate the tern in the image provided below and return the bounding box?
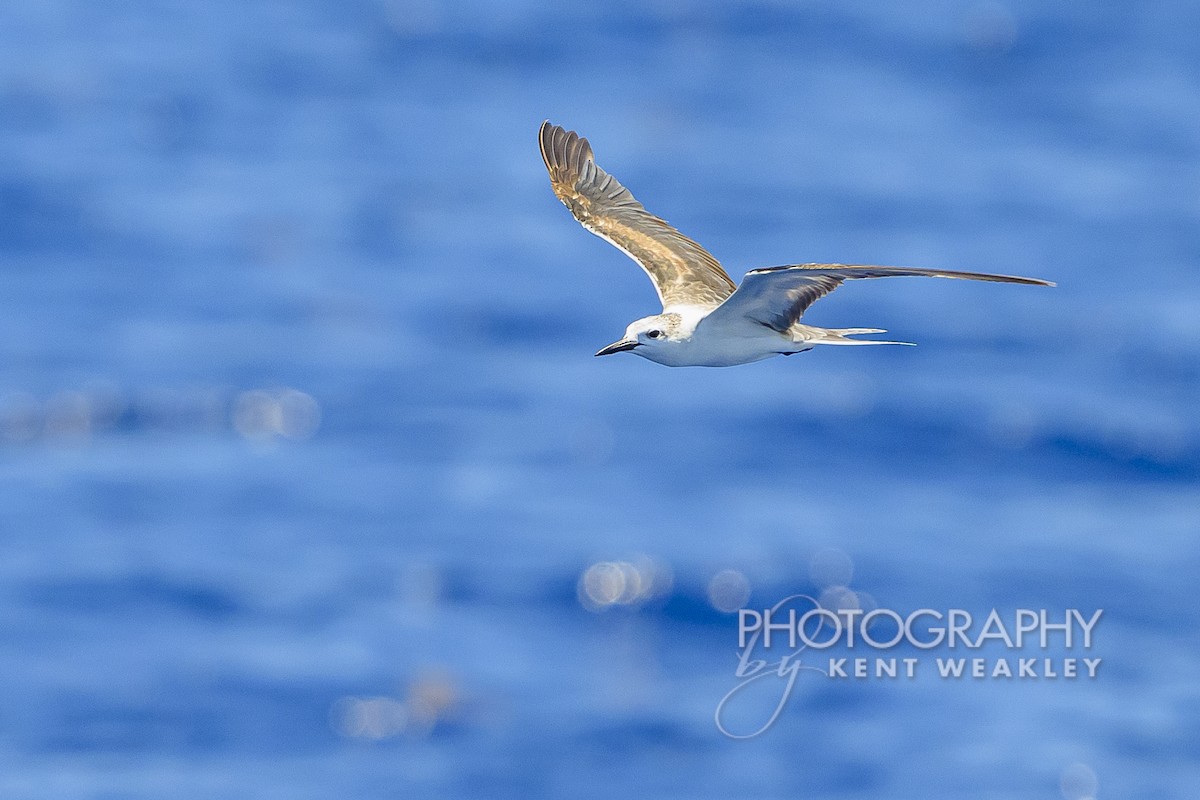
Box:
[539,121,1053,367]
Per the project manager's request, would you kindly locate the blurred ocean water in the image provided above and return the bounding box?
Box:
[0,1,1197,797]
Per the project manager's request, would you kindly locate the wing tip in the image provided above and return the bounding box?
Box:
[539,121,594,186]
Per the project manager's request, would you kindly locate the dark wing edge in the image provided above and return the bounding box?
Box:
[746,263,1055,287]
[538,121,736,309]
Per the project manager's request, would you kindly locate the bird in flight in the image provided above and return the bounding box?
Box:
[539,121,1053,368]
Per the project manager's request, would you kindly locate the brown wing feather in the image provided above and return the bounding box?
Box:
[539,121,736,310]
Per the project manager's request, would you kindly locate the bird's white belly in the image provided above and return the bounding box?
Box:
[641,328,795,367]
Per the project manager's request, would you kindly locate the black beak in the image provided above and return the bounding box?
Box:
[594,339,640,357]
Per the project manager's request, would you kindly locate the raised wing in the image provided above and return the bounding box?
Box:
[701,263,1055,333]
[539,121,736,310]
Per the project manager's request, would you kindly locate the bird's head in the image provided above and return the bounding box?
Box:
[595,313,684,358]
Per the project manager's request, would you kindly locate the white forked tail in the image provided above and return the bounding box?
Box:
[804,326,916,346]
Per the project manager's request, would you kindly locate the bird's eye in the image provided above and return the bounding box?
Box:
[646,330,663,340]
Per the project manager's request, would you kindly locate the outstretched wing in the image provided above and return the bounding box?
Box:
[702,263,1055,333]
[539,121,736,310]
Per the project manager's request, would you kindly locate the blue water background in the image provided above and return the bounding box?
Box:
[0,1,1197,797]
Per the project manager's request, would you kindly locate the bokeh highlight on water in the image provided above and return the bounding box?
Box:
[1,1,1197,797]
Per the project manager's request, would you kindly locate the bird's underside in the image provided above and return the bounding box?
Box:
[538,121,1054,367]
